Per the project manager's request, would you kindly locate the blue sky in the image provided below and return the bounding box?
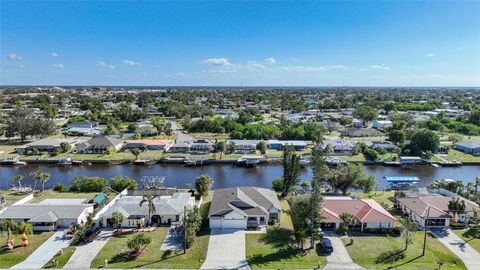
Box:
[1,1,479,86]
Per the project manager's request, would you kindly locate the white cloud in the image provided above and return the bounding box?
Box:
[370,64,391,70]
[202,58,233,66]
[247,61,265,69]
[7,53,22,61]
[121,59,142,66]
[278,65,354,72]
[426,53,436,57]
[53,63,64,69]
[265,57,276,64]
[51,52,59,58]
[96,61,115,69]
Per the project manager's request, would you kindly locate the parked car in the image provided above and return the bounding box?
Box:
[322,238,334,253]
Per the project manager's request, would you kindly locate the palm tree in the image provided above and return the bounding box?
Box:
[111,212,124,231]
[140,195,157,225]
[131,148,141,160]
[339,213,357,235]
[10,174,24,188]
[312,128,325,147]
[31,171,51,192]
[475,177,480,196]
[127,233,152,255]
[3,219,18,242]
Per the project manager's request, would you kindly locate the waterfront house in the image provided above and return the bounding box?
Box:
[124,140,173,151]
[227,140,259,154]
[320,197,397,231]
[396,195,479,228]
[189,139,214,154]
[168,141,191,153]
[367,141,397,152]
[209,187,281,229]
[267,140,307,151]
[0,201,94,231]
[75,136,124,154]
[15,138,81,154]
[454,141,480,156]
[323,139,355,156]
[100,191,195,227]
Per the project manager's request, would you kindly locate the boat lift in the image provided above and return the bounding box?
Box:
[384,176,420,191]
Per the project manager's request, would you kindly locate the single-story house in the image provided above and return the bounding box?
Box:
[227,140,259,153]
[63,127,101,136]
[189,139,214,154]
[267,140,307,151]
[396,195,479,228]
[75,136,124,154]
[454,141,480,156]
[124,140,173,151]
[0,202,94,231]
[320,197,397,231]
[341,128,383,138]
[168,141,191,153]
[367,141,397,152]
[372,120,393,130]
[66,120,99,129]
[323,140,355,156]
[100,192,195,227]
[208,187,281,229]
[15,138,81,154]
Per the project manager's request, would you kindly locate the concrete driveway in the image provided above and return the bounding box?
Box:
[431,229,480,270]
[323,233,365,270]
[63,230,113,269]
[11,231,71,269]
[201,229,250,270]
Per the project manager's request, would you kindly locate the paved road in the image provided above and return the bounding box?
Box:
[201,229,250,270]
[323,233,365,270]
[11,231,71,269]
[169,120,191,142]
[63,230,113,269]
[432,229,480,270]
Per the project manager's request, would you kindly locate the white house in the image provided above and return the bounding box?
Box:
[208,187,281,229]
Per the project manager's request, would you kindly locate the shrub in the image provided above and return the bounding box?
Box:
[53,183,67,192]
[110,176,137,192]
[272,177,284,192]
[69,176,107,192]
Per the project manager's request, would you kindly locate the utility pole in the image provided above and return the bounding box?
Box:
[183,205,187,254]
[422,205,430,256]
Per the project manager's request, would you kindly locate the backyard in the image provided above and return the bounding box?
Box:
[343,231,467,269]
[352,191,395,208]
[0,190,30,209]
[0,232,54,268]
[28,190,116,204]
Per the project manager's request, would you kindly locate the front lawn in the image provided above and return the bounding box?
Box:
[452,229,480,253]
[90,228,209,269]
[0,232,54,268]
[43,246,76,268]
[343,231,467,269]
[352,191,395,208]
[245,227,327,269]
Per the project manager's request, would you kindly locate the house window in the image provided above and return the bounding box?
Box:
[379,222,382,227]
[260,217,265,222]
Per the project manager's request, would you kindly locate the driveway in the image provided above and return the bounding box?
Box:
[431,229,480,270]
[323,233,365,270]
[161,225,184,251]
[63,230,113,269]
[11,231,71,269]
[201,229,250,270]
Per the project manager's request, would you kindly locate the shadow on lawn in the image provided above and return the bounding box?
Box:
[259,227,294,249]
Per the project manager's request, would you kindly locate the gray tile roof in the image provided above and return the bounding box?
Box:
[209,187,280,217]
[28,211,59,223]
[0,204,93,220]
[80,136,124,148]
[455,141,480,149]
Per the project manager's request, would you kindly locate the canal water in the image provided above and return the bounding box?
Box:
[1,164,479,190]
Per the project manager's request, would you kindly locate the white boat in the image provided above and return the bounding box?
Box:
[0,158,26,166]
[238,155,263,167]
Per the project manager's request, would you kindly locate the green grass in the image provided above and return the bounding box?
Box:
[90,227,209,269]
[0,232,55,268]
[245,227,327,269]
[279,199,294,230]
[189,132,230,140]
[200,191,213,229]
[339,153,366,162]
[28,190,113,204]
[343,231,467,269]
[352,191,395,208]
[445,149,480,162]
[0,190,31,209]
[452,229,480,253]
[43,246,76,268]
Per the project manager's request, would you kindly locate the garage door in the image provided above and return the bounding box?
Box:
[221,219,245,229]
[210,219,222,229]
